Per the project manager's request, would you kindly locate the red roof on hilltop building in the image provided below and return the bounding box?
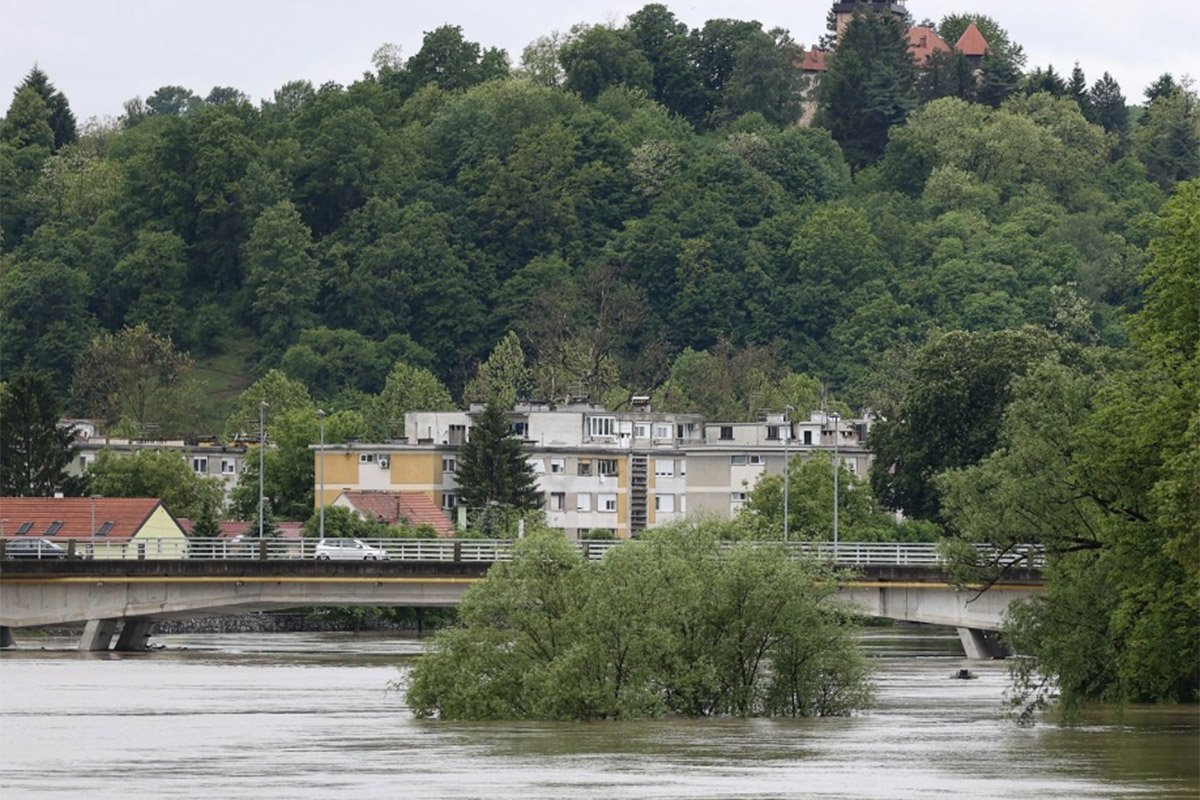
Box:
[798,46,827,73]
[337,491,455,537]
[0,497,168,541]
[907,26,951,64]
[955,22,990,57]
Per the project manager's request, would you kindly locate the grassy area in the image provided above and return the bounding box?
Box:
[191,337,258,433]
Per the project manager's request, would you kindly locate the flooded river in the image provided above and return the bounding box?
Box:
[1,626,1196,799]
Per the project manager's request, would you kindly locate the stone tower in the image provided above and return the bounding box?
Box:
[831,0,908,41]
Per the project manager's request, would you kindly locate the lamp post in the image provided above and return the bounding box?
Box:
[316,409,326,539]
[258,401,269,538]
[782,405,794,543]
[829,411,841,551]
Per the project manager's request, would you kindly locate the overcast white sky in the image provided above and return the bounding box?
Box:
[1,0,1196,122]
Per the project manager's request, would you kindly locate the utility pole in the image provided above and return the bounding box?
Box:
[831,411,840,551]
[783,405,793,543]
[317,409,326,539]
[258,401,269,538]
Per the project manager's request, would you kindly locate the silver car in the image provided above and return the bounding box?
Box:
[313,538,389,561]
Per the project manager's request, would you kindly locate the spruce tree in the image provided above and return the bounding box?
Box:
[16,67,77,150]
[816,10,916,169]
[455,403,541,536]
[0,368,81,496]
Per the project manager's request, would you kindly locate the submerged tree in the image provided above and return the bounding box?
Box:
[405,522,872,720]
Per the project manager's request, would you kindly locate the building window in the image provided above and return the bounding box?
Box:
[549,492,565,511]
[655,494,675,513]
[653,423,672,440]
[529,457,546,474]
[731,492,746,502]
[442,457,456,473]
[221,459,236,475]
[588,416,615,437]
[730,455,747,466]
[634,423,649,439]
[448,424,467,445]
[359,453,375,464]
[597,459,618,476]
[767,425,781,441]
[748,454,764,465]
[510,421,528,438]
[719,426,734,440]
[599,493,617,512]
[442,493,458,509]
[192,457,208,474]
[679,458,686,477]
[680,495,686,513]
[577,493,592,512]
[654,458,674,478]
[577,459,592,476]
[803,430,813,445]
[550,458,565,474]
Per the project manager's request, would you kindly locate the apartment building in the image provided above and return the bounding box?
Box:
[62,419,249,504]
[312,403,872,539]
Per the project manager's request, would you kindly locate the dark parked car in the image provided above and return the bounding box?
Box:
[3,538,68,560]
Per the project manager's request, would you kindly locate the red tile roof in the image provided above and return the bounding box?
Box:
[337,491,455,537]
[955,23,990,57]
[177,519,304,540]
[797,46,827,73]
[0,497,170,542]
[907,26,951,64]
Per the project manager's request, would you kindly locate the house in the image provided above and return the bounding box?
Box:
[0,497,188,559]
[332,491,456,537]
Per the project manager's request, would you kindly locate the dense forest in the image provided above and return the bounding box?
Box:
[3,6,1196,434]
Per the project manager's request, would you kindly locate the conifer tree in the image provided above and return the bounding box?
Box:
[0,368,80,497]
[455,403,541,536]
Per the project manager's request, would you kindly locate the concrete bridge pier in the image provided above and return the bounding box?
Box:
[79,618,120,652]
[957,627,1007,659]
[0,626,15,649]
[115,618,154,651]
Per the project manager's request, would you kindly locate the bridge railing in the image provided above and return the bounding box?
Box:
[5,537,1042,568]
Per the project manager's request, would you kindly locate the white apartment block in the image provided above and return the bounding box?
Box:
[315,402,872,539]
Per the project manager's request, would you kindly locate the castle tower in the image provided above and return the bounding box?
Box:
[832,0,908,41]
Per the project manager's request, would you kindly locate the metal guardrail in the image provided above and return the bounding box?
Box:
[0,537,1044,568]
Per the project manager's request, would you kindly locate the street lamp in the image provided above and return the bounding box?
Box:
[782,405,794,543]
[829,411,841,551]
[316,409,327,539]
[258,401,269,538]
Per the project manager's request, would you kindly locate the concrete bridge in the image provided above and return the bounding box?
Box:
[0,540,1041,658]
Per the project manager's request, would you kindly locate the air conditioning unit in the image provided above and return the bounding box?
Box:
[378,458,390,469]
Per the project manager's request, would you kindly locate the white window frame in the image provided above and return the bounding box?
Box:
[442,457,456,473]
[221,459,236,475]
[442,493,458,509]
[192,457,208,474]
[359,453,375,463]
[654,458,674,478]
[748,454,764,465]
[597,458,618,477]
[655,494,675,513]
[730,455,747,466]
[634,423,649,439]
[599,493,617,512]
[549,492,565,511]
[576,493,592,512]
[731,491,746,502]
[653,423,672,440]
[588,416,615,438]
[550,458,565,474]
